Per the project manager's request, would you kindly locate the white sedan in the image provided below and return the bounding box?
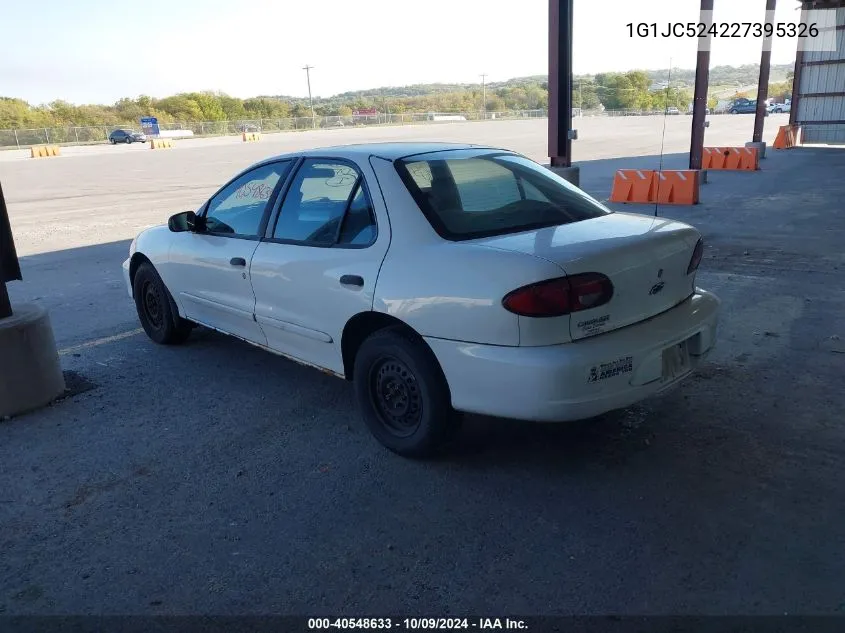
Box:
[123,142,720,457]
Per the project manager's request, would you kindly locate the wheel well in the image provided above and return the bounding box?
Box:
[128,252,152,297]
[341,312,422,381]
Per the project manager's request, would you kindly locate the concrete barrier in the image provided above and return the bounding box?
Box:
[0,303,65,417]
[30,145,61,158]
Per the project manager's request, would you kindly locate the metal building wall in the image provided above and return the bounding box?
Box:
[796,6,845,143]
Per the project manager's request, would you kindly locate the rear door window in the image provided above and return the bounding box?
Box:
[272,160,377,247]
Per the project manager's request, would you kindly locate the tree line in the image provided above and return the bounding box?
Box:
[0,65,794,130]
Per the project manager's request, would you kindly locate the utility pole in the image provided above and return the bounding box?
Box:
[578,80,582,114]
[480,73,487,119]
[303,65,315,129]
[381,90,389,124]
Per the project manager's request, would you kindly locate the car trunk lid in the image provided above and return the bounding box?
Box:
[471,212,701,341]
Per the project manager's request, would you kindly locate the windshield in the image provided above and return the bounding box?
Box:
[395,149,611,241]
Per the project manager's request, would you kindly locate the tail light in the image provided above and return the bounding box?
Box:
[502,273,614,318]
[687,238,704,275]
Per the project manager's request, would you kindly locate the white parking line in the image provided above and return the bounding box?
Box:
[58,328,144,356]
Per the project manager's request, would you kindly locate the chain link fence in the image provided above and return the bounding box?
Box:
[0,110,549,149]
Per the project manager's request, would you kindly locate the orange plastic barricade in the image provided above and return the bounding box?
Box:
[30,145,61,158]
[609,169,656,203]
[703,147,759,171]
[655,170,700,205]
[773,125,792,149]
[610,169,699,205]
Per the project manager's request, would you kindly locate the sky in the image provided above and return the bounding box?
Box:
[0,0,806,105]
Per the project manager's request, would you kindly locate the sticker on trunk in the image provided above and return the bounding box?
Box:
[587,355,633,383]
[577,314,610,335]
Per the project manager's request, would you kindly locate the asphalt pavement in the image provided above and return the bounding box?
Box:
[2,116,845,616]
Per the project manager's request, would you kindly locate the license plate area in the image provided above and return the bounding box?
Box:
[662,340,691,383]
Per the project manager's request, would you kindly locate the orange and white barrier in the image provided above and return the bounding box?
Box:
[609,169,655,203]
[655,170,700,205]
[609,169,699,205]
[702,147,759,171]
[30,145,61,158]
[773,125,802,150]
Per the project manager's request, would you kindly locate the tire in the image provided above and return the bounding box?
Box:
[353,326,457,458]
[133,262,192,345]
[125,137,132,144]
[730,109,738,114]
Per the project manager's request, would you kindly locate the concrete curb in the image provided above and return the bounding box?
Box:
[0,303,65,418]
[745,140,767,160]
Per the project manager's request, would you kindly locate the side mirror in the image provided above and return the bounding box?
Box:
[168,210,199,232]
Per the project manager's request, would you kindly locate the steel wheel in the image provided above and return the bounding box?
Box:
[132,262,192,345]
[142,279,164,330]
[369,356,423,437]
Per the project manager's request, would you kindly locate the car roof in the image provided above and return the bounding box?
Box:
[254,142,507,166]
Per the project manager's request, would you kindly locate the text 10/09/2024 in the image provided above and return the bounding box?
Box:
[307,618,527,630]
[627,22,819,39]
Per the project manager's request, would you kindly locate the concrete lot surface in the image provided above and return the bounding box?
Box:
[2,115,845,615]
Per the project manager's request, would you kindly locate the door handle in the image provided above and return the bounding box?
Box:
[230,257,246,267]
[339,274,364,288]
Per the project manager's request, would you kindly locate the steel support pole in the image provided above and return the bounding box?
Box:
[789,6,808,127]
[548,0,573,167]
[753,0,778,143]
[690,0,714,170]
[0,181,22,319]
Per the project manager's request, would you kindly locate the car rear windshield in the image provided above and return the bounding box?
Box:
[395,149,611,240]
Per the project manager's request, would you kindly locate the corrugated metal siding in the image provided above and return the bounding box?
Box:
[803,124,845,143]
[797,7,845,143]
[802,8,845,62]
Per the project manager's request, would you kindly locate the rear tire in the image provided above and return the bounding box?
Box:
[353,327,457,458]
[133,262,192,345]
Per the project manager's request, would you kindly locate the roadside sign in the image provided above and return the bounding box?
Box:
[140,116,160,136]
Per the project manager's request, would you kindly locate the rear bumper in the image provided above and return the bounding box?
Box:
[425,289,720,422]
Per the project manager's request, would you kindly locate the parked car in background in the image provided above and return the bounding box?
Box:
[666,106,680,115]
[240,124,261,133]
[729,99,758,114]
[109,129,147,144]
[123,142,720,457]
[772,102,791,113]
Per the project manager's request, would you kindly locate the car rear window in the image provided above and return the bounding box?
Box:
[395,150,611,240]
